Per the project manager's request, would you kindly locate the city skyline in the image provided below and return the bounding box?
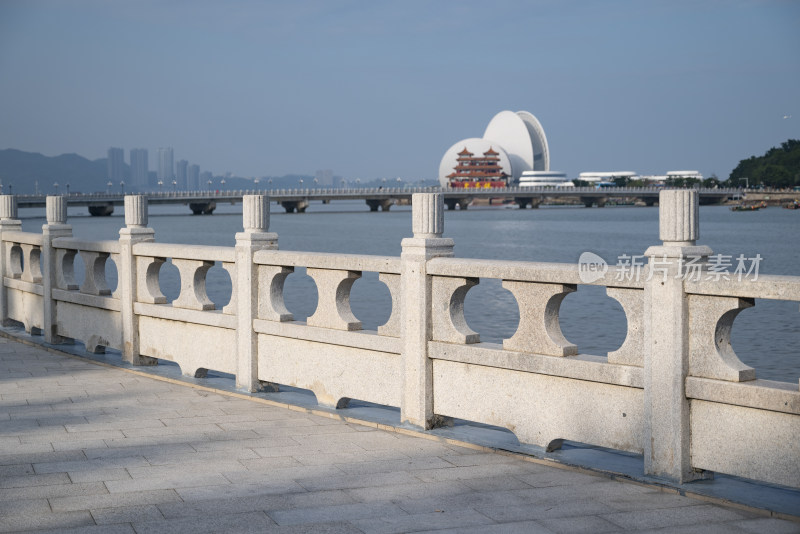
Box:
[1,1,798,181]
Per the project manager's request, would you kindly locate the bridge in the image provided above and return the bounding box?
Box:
[0,189,797,514]
[12,186,738,215]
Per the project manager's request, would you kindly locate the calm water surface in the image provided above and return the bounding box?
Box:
[19,200,800,383]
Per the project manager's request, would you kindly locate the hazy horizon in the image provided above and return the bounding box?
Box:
[1,1,798,181]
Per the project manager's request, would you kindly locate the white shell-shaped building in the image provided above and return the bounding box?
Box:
[439,110,551,187]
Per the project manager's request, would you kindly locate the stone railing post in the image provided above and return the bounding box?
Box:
[643,189,712,483]
[42,196,72,343]
[400,193,454,428]
[235,195,278,391]
[0,195,21,325]
[119,195,157,365]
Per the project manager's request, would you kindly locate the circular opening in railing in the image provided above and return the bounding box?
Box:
[205,264,232,309]
[158,260,181,303]
[350,272,392,331]
[731,299,798,383]
[71,252,86,289]
[105,256,118,293]
[463,278,519,344]
[560,285,626,357]
[282,267,318,322]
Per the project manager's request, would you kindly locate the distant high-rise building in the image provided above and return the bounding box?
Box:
[176,160,188,190]
[188,164,200,190]
[130,148,149,189]
[157,147,174,185]
[200,171,213,190]
[315,169,333,186]
[107,147,124,183]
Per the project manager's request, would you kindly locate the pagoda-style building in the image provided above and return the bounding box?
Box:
[446,147,509,188]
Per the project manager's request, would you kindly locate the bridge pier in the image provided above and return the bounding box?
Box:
[88,202,114,216]
[644,198,657,207]
[189,201,216,215]
[514,197,541,209]
[281,200,309,213]
[444,198,472,210]
[580,197,606,208]
[366,199,394,212]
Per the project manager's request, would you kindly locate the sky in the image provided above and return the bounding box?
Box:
[1,0,798,181]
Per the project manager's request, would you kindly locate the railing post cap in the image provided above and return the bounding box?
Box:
[46,195,68,224]
[124,195,149,228]
[659,189,698,245]
[0,195,18,220]
[412,193,444,238]
[243,194,270,232]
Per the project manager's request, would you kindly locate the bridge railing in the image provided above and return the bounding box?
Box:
[0,191,796,490]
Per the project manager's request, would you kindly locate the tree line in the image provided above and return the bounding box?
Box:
[728,139,800,188]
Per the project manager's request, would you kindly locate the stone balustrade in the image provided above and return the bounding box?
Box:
[0,191,797,491]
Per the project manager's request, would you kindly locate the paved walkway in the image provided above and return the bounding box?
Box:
[0,338,797,534]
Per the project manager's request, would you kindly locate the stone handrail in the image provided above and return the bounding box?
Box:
[0,191,797,490]
[426,257,645,288]
[52,237,120,254]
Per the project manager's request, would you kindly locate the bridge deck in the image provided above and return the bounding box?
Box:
[1,335,796,532]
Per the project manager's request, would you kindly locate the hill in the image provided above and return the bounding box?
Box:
[729,139,800,188]
[0,149,113,195]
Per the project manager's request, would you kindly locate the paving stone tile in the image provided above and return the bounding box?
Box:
[53,439,111,451]
[730,518,800,533]
[460,475,535,492]
[477,499,617,522]
[413,462,543,483]
[269,502,408,526]
[396,489,532,515]
[0,510,95,533]
[133,510,276,534]
[238,455,317,472]
[346,480,474,503]
[296,471,422,492]
[91,504,165,525]
[335,456,453,475]
[415,520,555,534]
[9,524,135,534]
[176,481,306,502]
[538,514,622,533]
[34,455,149,473]
[144,447,260,466]
[439,452,542,468]
[157,490,356,520]
[0,463,34,477]
[227,466,345,487]
[632,525,752,534]
[128,460,249,479]
[513,468,609,488]
[601,504,752,530]
[105,473,231,493]
[190,435,298,453]
[0,471,70,488]
[65,419,167,433]
[0,441,55,455]
[596,487,709,511]
[351,509,496,534]
[119,423,223,439]
[68,467,133,484]
[0,497,52,516]
[0,480,107,501]
[50,488,182,512]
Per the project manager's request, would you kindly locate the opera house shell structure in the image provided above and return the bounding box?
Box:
[439,110,550,188]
